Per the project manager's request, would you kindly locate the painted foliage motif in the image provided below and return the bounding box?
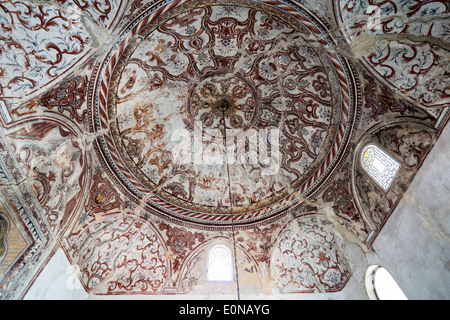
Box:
[272,215,351,293]
[0,0,91,97]
[39,75,88,123]
[159,222,206,273]
[7,121,87,230]
[335,0,450,108]
[55,0,125,29]
[65,215,169,294]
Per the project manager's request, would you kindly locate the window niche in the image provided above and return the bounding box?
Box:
[361,144,401,192]
[206,244,233,282]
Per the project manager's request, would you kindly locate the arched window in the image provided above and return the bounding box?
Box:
[361,144,401,191]
[207,245,233,282]
[365,265,408,300]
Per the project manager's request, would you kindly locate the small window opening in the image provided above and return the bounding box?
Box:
[365,266,408,300]
[361,144,401,191]
[207,245,233,282]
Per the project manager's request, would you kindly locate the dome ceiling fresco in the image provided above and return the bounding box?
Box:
[97,0,358,227]
[0,0,448,298]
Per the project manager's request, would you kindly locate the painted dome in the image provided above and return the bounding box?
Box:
[92,0,359,228]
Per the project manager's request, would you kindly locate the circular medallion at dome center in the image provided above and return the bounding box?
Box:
[187,72,259,131]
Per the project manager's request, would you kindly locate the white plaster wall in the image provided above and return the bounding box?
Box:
[366,122,450,300]
[23,248,88,300]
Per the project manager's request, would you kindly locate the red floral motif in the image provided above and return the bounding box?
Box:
[376,125,435,171]
[39,76,88,123]
[85,171,126,215]
[0,0,90,97]
[56,0,113,24]
[322,178,357,218]
[273,215,351,293]
[337,0,450,108]
[67,216,169,293]
[7,121,86,230]
[362,74,407,121]
[188,73,258,131]
[159,222,206,273]
[240,224,281,264]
